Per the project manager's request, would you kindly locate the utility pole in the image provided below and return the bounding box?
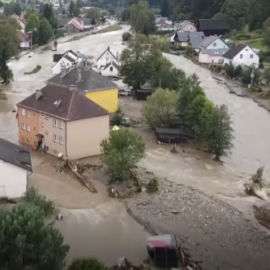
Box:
[250,64,255,88]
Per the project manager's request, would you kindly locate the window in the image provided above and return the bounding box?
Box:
[59,120,64,129]
[53,134,58,142]
[53,118,58,127]
[22,109,26,116]
[21,123,26,130]
[250,54,253,58]
[213,42,216,47]
[26,125,30,132]
[26,110,30,117]
[110,66,113,72]
[59,136,64,145]
[240,54,243,59]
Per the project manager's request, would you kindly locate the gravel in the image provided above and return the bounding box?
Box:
[125,176,270,270]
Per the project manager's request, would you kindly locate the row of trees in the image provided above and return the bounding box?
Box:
[120,34,234,160]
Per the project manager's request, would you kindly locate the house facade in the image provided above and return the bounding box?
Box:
[223,44,259,68]
[18,31,30,49]
[199,48,229,64]
[101,61,120,77]
[47,66,119,113]
[174,21,196,32]
[96,46,119,69]
[51,50,77,75]
[17,86,110,159]
[200,36,229,50]
[0,138,32,199]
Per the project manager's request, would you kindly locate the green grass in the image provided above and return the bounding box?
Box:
[246,38,264,50]
[100,24,122,33]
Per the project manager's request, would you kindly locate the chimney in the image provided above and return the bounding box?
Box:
[36,89,42,100]
[60,62,67,79]
[107,46,110,51]
[76,67,82,82]
[69,85,76,91]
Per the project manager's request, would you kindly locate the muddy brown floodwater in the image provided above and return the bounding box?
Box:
[1,25,270,268]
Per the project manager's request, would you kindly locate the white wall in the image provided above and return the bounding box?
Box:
[0,160,27,198]
[52,58,73,75]
[199,53,224,64]
[101,64,119,77]
[207,39,228,49]
[20,42,30,49]
[231,47,259,68]
[97,50,118,69]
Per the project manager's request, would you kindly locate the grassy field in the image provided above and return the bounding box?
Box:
[100,24,122,33]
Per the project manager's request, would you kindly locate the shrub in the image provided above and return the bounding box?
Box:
[146,178,159,193]
[68,258,105,270]
[24,65,42,75]
[122,32,131,41]
[22,187,54,216]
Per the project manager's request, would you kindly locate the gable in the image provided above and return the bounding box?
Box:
[234,46,258,59]
[206,38,228,49]
[96,47,117,63]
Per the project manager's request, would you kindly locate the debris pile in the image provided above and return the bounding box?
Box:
[53,159,99,193]
[179,247,203,270]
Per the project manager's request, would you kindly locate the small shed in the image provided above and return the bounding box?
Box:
[135,89,153,100]
[146,234,179,268]
[154,127,193,143]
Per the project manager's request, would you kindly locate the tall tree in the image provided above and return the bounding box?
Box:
[160,0,170,18]
[129,1,156,35]
[26,13,40,32]
[204,104,234,160]
[38,17,53,45]
[69,0,75,16]
[0,203,69,269]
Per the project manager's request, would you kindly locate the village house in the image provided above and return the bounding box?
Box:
[51,50,78,75]
[189,32,205,51]
[17,31,31,50]
[100,61,120,77]
[65,17,93,33]
[96,46,119,69]
[0,138,32,199]
[11,13,26,31]
[47,63,119,113]
[198,36,229,64]
[223,44,260,68]
[17,85,109,159]
[174,20,196,32]
[197,19,230,37]
[171,31,204,48]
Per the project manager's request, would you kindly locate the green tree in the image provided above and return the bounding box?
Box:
[220,0,249,29]
[38,17,53,45]
[142,88,179,128]
[121,7,131,21]
[160,0,170,18]
[69,0,75,16]
[42,4,57,29]
[101,129,145,182]
[0,203,69,269]
[263,26,270,48]
[204,104,234,160]
[120,36,161,90]
[129,1,156,35]
[68,258,105,270]
[26,13,40,32]
[86,7,101,20]
[0,20,18,84]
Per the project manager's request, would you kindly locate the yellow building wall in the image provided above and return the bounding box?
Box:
[85,88,118,113]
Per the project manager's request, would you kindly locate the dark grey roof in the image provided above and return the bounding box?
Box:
[96,46,117,62]
[190,36,203,49]
[176,32,189,42]
[57,18,69,27]
[17,85,109,121]
[189,31,204,37]
[200,48,229,56]
[47,67,118,92]
[175,20,192,30]
[223,44,247,60]
[199,19,230,31]
[200,36,219,48]
[53,54,63,63]
[0,138,32,172]
[82,18,91,25]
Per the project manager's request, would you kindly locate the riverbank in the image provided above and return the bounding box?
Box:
[125,177,270,270]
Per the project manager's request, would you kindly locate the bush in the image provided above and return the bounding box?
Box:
[146,178,159,193]
[122,31,131,41]
[22,187,54,216]
[24,65,42,75]
[68,258,105,270]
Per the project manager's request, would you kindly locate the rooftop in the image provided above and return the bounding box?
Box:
[17,84,109,121]
[200,48,229,56]
[200,35,219,48]
[47,67,118,92]
[223,44,248,59]
[198,19,230,31]
[0,138,32,172]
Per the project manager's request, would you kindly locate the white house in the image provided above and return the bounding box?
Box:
[223,44,260,68]
[96,46,119,69]
[0,138,32,199]
[199,48,229,64]
[51,50,78,75]
[200,36,229,50]
[100,61,120,77]
[174,21,196,32]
